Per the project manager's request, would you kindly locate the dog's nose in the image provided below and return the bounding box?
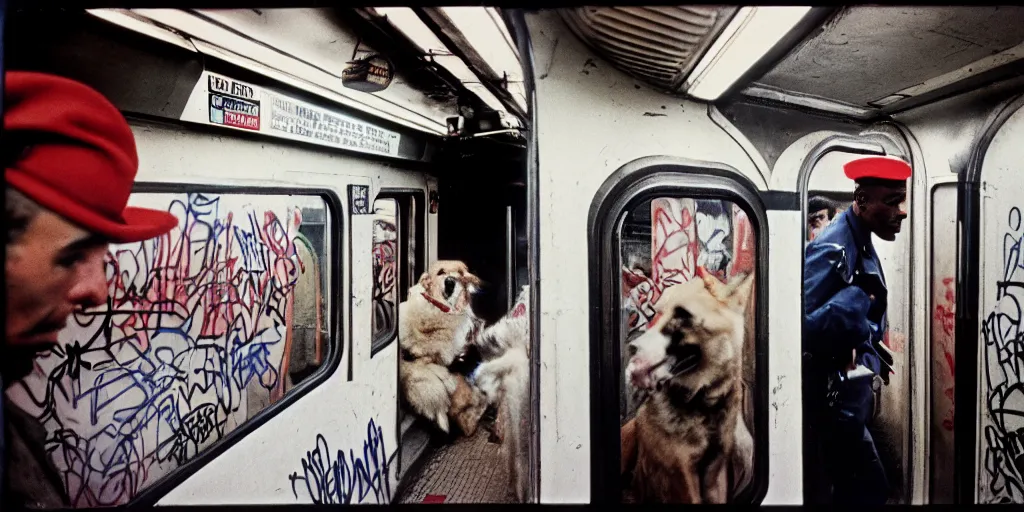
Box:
[628,343,638,356]
[444,277,456,296]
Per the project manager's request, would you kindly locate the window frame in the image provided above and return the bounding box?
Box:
[371,188,426,358]
[588,157,770,504]
[955,92,1024,503]
[927,178,959,503]
[370,196,401,355]
[115,183,345,507]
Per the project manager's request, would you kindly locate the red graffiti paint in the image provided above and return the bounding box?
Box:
[730,205,755,277]
[651,198,697,288]
[932,276,956,431]
[622,266,661,330]
[935,277,956,337]
[882,331,906,354]
[625,198,752,336]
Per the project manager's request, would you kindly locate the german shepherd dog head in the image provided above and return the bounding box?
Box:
[418,260,482,314]
[626,268,754,394]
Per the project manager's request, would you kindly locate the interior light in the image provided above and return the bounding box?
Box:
[373,7,448,55]
[86,9,197,52]
[440,7,527,114]
[487,8,520,62]
[440,7,522,82]
[119,9,447,134]
[684,6,814,102]
[91,7,518,135]
[192,39,446,135]
[373,7,515,119]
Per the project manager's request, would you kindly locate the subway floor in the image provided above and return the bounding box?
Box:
[395,423,515,504]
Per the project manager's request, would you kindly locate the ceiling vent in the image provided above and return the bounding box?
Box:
[559,6,738,93]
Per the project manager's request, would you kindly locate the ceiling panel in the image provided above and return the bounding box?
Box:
[753,6,1024,108]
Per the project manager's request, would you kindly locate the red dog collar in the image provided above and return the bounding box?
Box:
[422,292,452,313]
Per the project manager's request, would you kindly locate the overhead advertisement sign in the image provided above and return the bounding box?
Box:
[182,71,402,159]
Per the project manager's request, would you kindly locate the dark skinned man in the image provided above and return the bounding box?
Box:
[803,156,909,505]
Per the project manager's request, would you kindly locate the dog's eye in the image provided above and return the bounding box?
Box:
[672,306,693,326]
[437,270,445,276]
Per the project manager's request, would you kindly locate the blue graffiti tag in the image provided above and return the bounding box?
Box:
[288,419,391,504]
[12,192,310,506]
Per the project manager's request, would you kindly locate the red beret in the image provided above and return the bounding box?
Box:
[843,156,912,182]
[4,71,177,243]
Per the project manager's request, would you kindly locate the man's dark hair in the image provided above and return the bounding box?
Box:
[854,177,906,188]
[853,178,906,209]
[808,195,837,220]
[5,186,41,247]
[5,137,42,246]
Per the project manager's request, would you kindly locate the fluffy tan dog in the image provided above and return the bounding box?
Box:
[398,260,489,435]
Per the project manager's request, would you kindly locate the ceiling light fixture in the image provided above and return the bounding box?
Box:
[684,6,814,102]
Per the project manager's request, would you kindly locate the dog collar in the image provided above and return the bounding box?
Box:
[422,292,452,313]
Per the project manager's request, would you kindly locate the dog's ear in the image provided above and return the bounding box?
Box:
[463,272,483,288]
[723,272,755,314]
[417,271,432,287]
[696,266,727,299]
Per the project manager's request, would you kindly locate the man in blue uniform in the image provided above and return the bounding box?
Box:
[803,155,909,505]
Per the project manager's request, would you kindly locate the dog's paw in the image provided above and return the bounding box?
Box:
[472,364,501,402]
[436,412,450,434]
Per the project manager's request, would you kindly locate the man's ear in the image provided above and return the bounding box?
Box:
[853,186,868,209]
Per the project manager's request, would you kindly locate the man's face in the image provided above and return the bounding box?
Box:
[6,209,110,348]
[807,208,832,241]
[858,181,908,242]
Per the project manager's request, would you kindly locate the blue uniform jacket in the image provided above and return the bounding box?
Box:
[804,207,890,420]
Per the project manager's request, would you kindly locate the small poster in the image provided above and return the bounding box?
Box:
[208,75,260,131]
[349,185,370,215]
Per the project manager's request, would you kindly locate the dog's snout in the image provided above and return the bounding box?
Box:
[444,276,456,296]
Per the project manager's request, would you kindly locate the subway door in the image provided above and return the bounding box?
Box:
[588,157,787,505]
[771,129,916,504]
[970,95,1024,504]
[371,188,428,483]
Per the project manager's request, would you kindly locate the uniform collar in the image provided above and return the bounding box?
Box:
[842,206,875,257]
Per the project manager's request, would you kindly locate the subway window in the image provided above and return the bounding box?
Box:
[371,197,399,353]
[400,195,421,302]
[4,191,333,507]
[618,195,759,503]
[929,184,957,503]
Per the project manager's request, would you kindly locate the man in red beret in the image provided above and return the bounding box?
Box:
[802,155,910,505]
[3,71,178,507]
